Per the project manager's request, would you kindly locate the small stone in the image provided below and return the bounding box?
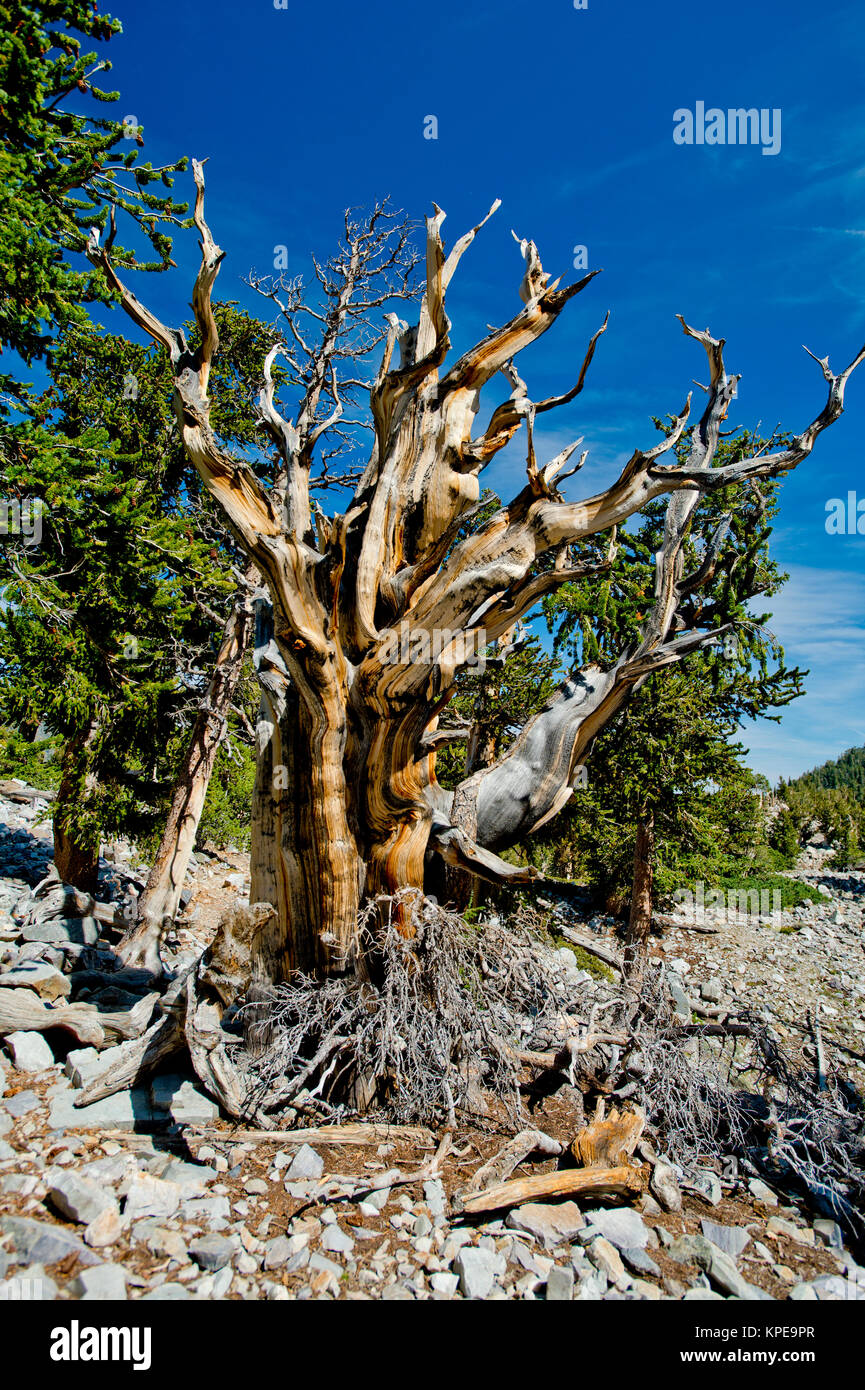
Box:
[700,1219,751,1258]
[123,1173,183,1221]
[49,1170,117,1226]
[454,1246,506,1299]
[245,1178,268,1196]
[284,1144,324,1181]
[685,1169,722,1206]
[64,1047,102,1088]
[0,1214,101,1269]
[4,1089,40,1117]
[619,1246,660,1278]
[766,1216,814,1247]
[321,1225,354,1256]
[701,978,723,1003]
[4,1030,54,1071]
[423,1179,446,1217]
[506,1201,585,1250]
[583,1207,649,1250]
[813,1219,844,1249]
[189,1234,237,1271]
[74,1262,129,1300]
[1,961,70,1000]
[546,1265,575,1300]
[650,1162,682,1213]
[588,1236,625,1282]
[430,1270,459,1296]
[748,1177,778,1206]
[789,1283,818,1301]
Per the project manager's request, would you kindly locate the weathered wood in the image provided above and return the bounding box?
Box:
[466,1129,563,1194]
[0,988,158,1048]
[0,780,56,803]
[119,565,258,974]
[85,161,865,986]
[74,1012,184,1106]
[186,1122,435,1147]
[569,1104,645,1167]
[460,1163,643,1215]
[558,925,623,973]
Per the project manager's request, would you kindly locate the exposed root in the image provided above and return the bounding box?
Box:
[237,889,595,1126]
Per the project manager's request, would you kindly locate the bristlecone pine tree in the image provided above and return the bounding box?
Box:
[91,164,864,983]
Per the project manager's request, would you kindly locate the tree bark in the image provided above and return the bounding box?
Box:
[53,724,100,894]
[622,810,655,984]
[118,573,257,973]
[86,167,865,988]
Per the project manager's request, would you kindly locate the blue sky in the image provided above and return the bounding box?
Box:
[98,0,865,784]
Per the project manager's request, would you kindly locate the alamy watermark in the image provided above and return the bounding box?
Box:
[673,102,781,156]
[49,1321,151,1371]
[0,496,45,547]
[379,622,488,672]
[672,880,783,926]
[825,492,865,535]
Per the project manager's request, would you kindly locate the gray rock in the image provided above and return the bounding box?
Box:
[48,1170,118,1226]
[454,1246,506,1299]
[810,1274,865,1301]
[789,1283,818,1301]
[575,1270,607,1300]
[583,1207,649,1250]
[1,960,70,999]
[423,1178,446,1217]
[74,1262,129,1300]
[284,1144,324,1181]
[21,917,99,945]
[813,1219,844,1250]
[308,1251,342,1279]
[48,1086,156,1132]
[701,978,723,1003]
[180,1196,230,1227]
[0,1214,100,1267]
[4,1089,40,1117]
[700,1218,751,1258]
[189,1234,237,1272]
[650,1161,682,1213]
[620,1246,660,1278]
[546,1265,575,1300]
[63,1047,102,1089]
[321,1225,354,1256]
[747,1177,778,1206]
[685,1168,722,1206]
[0,1264,58,1300]
[506,1200,585,1249]
[683,1287,725,1301]
[123,1174,183,1221]
[4,1029,54,1071]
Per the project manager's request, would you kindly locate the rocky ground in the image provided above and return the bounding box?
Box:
[0,782,864,1302]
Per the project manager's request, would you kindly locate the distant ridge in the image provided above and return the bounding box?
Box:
[785,745,865,800]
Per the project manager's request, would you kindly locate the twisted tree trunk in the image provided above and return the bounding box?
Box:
[118,572,258,973]
[86,167,864,990]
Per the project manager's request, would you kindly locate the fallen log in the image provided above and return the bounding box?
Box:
[185,1122,435,1147]
[558,925,622,973]
[459,1163,643,1215]
[74,1012,184,1106]
[0,987,158,1048]
[0,780,56,803]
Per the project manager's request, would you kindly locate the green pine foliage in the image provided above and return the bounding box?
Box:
[0,0,188,385]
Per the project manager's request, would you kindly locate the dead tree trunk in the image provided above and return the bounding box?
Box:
[117,570,257,973]
[622,810,655,985]
[87,168,864,989]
